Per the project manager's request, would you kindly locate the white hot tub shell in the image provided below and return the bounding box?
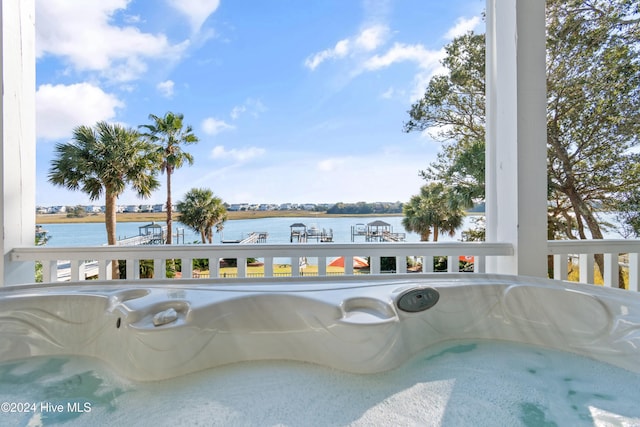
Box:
[0,274,638,381]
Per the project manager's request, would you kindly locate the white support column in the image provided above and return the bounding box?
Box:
[1,1,36,286]
[485,0,548,277]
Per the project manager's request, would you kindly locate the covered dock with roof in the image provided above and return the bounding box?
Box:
[351,220,406,242]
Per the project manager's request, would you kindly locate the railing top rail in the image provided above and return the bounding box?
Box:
[11,242,514,262]
[548,239,640,254]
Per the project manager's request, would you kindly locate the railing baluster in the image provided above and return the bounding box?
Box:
[237,257,247,278]
[629,252,640,292]
[44,260,56,283]
[264,256,274,277]
[344,257,354,276]
[99,260,109,280]
[127,259,137,280]
[421,255,434,273]
[369,256,380,274]
[553,254,568,281]
[182,258,193,279]
[578,254,595,284]
[603,253,619,288]
[447,256,456,273]
[317,256,327,276]
[209,257,219,279]
[154,259,165,279]
[396,256,407,274]
[474,256,485,273]
[70,260,80,281]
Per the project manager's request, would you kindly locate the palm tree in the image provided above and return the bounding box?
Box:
[140,112,199,244]
[402,182,465,242]
[177,188,227,244]
[49,121,160,277]
[402,195,432,241]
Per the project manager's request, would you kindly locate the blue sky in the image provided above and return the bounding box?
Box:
[35,0,484,207]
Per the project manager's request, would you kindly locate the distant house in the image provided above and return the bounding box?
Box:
[229,204,249,211]
[152,204,165,213]
[124,205,140,213]
[84,205,102,213]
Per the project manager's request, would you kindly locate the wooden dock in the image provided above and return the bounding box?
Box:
[222,232,268,244]
[115,222,185,245]
[290,223,333,243]
[351,221,406,242]
[57,260,99,281]
[116,231,166,246]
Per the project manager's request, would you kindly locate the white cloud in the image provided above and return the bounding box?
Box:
[200,148,427,204]
[202,117,235,135]
[230,98,267,120]
[230,106,246,120]
[317,157,349,172]
[211,145,265,162]
[157,80,175,98]
[166,0,220,33]
[444,16,481,40]
[355,24,388,51]
[380,87,395,99]
[361,42,446,101]
[363,42,441,71]
[304,24,390,70]
[36,83,123,140]
[304,14,480,102]
[305,39,350,70]
[36,0,189,81]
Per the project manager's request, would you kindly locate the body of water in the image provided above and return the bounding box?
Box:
[40,216,483,247]
[39,212,628,248]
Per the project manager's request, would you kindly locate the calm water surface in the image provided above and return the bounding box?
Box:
[41,216,478,247]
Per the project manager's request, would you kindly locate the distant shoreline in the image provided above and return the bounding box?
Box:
[36,211,403,224]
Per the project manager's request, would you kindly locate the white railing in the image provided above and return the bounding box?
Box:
[548,239,640,291]
[11,242,512,283]
[10,239,640,291]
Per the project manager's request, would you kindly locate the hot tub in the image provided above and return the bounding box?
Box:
[1,274,639,425]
